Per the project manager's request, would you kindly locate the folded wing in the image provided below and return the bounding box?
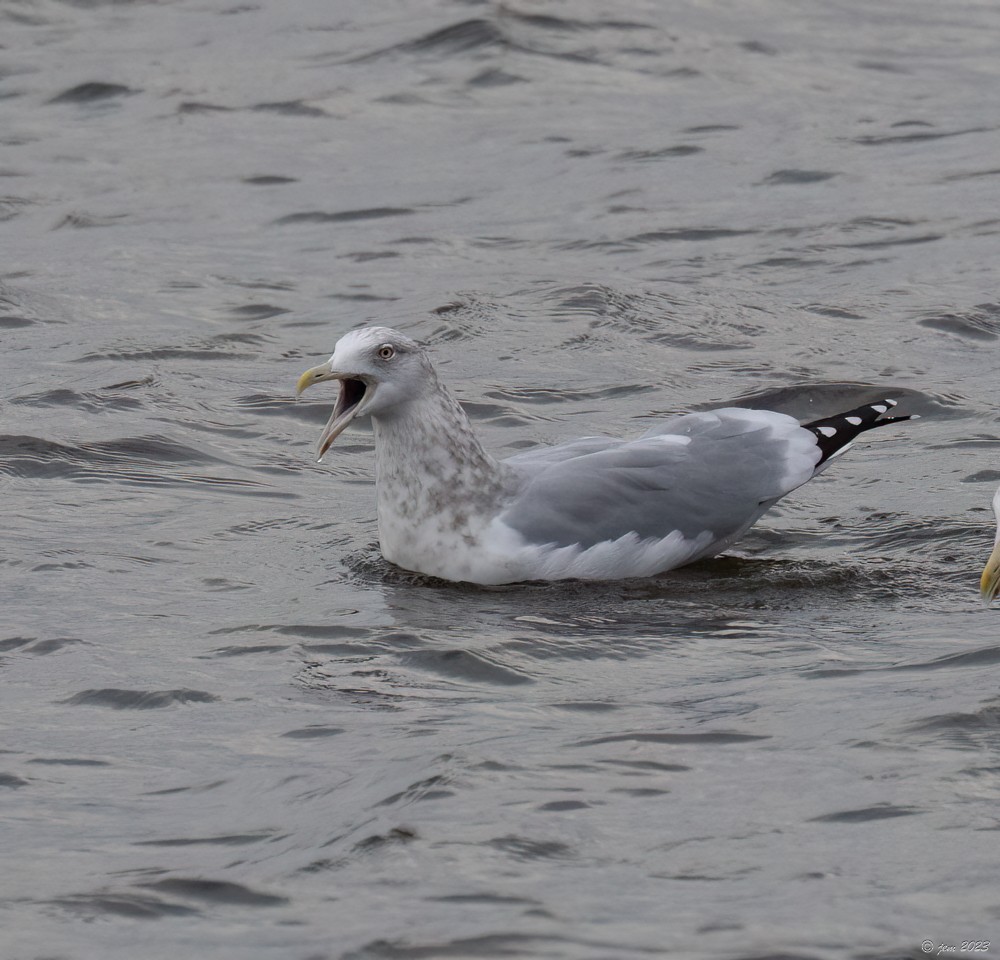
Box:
[500,408,821,549]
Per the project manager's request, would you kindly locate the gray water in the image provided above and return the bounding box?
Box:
[3,1,1000,958]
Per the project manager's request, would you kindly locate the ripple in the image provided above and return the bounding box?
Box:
[852,125,991,145]
[853,238,945,256]
[225,302,290,320]
[467,68,527,87]
[273,207,415,226]
[61,688,220,709]
[136,831,278,847]
[45,891,199,919]
[484,383,655,405]
[552,700,622,713]
[600,758,690,772]
[809,804,922,823]
[352,19,507,61]
[376,774,452,807]
[0,432,284,494]
[891,645,1000,672]
[338,250,402,262]
[0,433,219,468]
[429,892,540,905]
[47,82,135,104]
[27,757,111,766]
[139,877,288,907]
[178,101,235,114]
[906,700,1000,749]
[963,469,1000,483]
[918,304,1000,341]
[234,393,326,423]
[759,169,838,185]
[0,636,83,656]
[73,345,256,362]
[353,826,419,854]
[538,799,590,811]
[295,645,534,702]
[0,196,34,225]
[617,145,703,161]
[251,99,328,117]
[242,174,298,185]
[942,166,1000,182]
[202,643,291,658]
[13,386,143,412]
[574,731,770,747]
[281,725,345,739]
[627,227,755,244]
[459,400,537,429]
[342,934,566,960]
[52,211,129,229]
[488,834,572,860]
[396,648,535,685]
[269,622,379,642]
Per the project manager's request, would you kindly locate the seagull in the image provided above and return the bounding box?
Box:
[296,326,914,585]
[981,488,1000,605]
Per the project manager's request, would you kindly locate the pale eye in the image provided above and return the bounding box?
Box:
[377,344,395,360]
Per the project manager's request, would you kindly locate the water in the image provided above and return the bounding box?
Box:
[3,1,1000,957]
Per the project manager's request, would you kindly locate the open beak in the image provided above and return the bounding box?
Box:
[295,364,371,462]
[981,540,1000,607]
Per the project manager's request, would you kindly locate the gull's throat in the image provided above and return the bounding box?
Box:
[337,377,367,419]
[317,378,371,461]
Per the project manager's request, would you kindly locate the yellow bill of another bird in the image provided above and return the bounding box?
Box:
[981,487,1000,607]
[982,540,1000,606]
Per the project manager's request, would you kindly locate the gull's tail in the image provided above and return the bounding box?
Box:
[804,398,916,468]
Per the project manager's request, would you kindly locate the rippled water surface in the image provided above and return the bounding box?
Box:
[4,1,1000,958]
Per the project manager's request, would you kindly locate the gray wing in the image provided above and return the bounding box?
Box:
[499,408,821,547]
[504,435,626,470]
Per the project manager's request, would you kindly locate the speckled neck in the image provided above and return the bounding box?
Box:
[371,376,515,572]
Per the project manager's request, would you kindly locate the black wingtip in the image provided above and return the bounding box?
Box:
[804,398,914,466]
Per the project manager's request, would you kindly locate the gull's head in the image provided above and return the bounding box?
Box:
[296,326,432,461]
[981,485,1000,606]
